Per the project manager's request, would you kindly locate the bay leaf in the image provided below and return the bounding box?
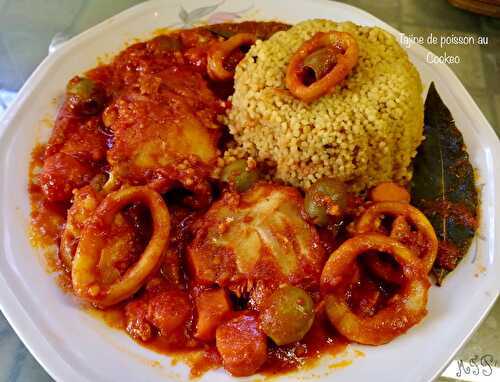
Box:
[411,83,478,285]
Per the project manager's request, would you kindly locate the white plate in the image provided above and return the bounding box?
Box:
[0,1,499,381]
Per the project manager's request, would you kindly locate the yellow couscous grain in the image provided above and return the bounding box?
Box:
[223,19,424,192]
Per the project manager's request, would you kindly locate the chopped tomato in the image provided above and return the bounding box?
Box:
[216,312,268,376]
[146,290,191,337]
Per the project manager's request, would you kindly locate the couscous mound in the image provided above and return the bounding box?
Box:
[224,19,424,191]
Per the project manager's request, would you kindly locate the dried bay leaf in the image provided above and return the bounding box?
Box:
[411,83,478,285]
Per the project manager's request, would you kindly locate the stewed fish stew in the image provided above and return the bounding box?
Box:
[29,19,478,377]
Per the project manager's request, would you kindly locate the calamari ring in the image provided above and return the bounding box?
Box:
[355,201,438,273]
[207,33,256,81]
[60,186,102,270]
[321,233,430,345]
[72,186,170,308]
[286,31,358,103]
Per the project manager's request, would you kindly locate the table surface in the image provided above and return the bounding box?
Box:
[0,1,499,381]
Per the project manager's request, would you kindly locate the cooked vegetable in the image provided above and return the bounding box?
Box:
[304,177,348,226]
[66,76,106,115]
[370,182,410,203]
[125,289,191,340]
[216,312,268,376]
[411,83,478,284]
[195,288,232,341]
[146,290,191,336]
[260,285,314,345]
[220,159,260,192]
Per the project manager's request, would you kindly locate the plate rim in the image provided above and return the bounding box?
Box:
[0,1,499,381]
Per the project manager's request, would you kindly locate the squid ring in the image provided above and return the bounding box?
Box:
[72,186,170,308]
[321,233,430,345]
[286,31,358,103]
[356,201,438,273]
[207,33,256,81]
[60,186,102,270]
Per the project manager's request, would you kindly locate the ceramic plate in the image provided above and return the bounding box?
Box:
[0,1,499,381]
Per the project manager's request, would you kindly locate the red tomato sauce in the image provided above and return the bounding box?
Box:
[29,21,355,378]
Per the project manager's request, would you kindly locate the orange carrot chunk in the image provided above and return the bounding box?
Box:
[370,182,411,203]
[216,312,267,376]
[195,288,232,341]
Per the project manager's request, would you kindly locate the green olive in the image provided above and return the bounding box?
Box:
[67,76,94,99]
[220,159,260,193]
[66,76,106,115]
[260,285,315,345]
[304,177,348,226]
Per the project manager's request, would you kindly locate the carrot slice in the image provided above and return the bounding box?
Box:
[370,182,411,203]
[195,289,232,341]
[216,312,267,376]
